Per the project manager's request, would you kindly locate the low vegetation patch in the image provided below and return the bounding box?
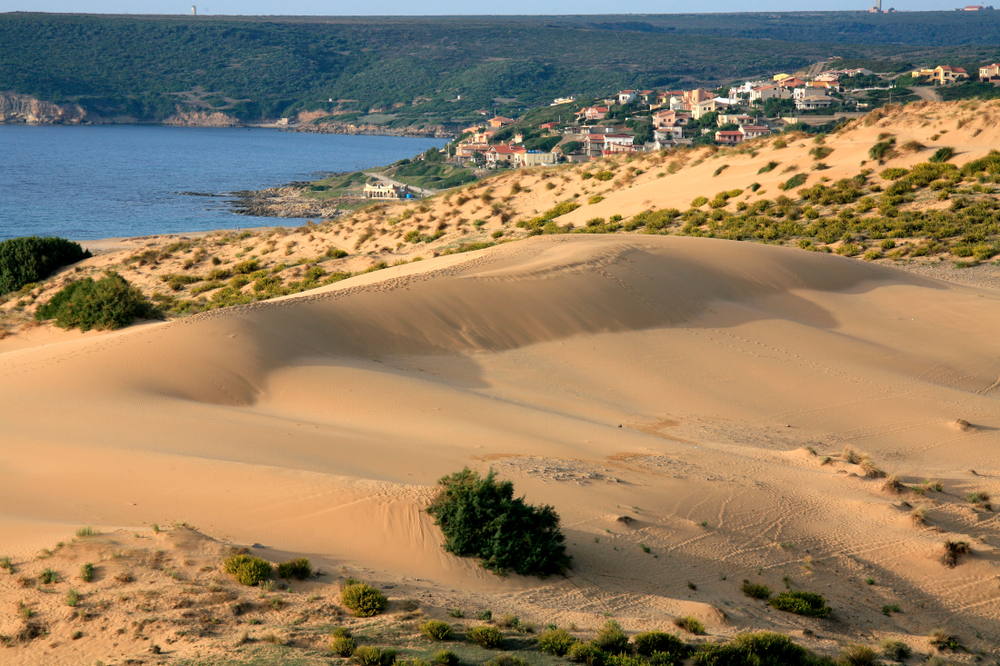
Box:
[222,553,272,586]
[341,579,388,617]
[537,628,577,656]
[35,272,160,331]
[740,580,771,599]
[592,619,629,654]
[672,616,704,634]
[276,557,312,580]
[692,632,814,666]
[421,620,453,641]
[465,625,504,649]
[768,591,831,617]
[426,468,570,577]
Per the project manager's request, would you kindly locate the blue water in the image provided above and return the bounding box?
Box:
[0,125,445,241]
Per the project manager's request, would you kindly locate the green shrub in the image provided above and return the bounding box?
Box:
[434,650,459,666]
[869,139,896,161]
[691,196,708,207]
[327,247,349,259]
[768,591,831,617]
[426,468,570,577]
[234,258,261,274]
[39,568,58,584]
[594,171,614,181]
[331,635,357,657]
[567,642,608,666]
[341,580,388,617]
[223,554,272,586]
[65,588,80,607]
[693,632,814,666]
[537,628,577,656]
[484,655,527,666]
[880,168,909,180]
[758,161,779,174]
[929,147,956,163]
[588,195,604,204]
[276,557,311,580]
[841,644,881,666]
[466,625,504,649]
[606,655,646,666]
[592,619,629,654]
[672,616,704,634]
[879,638,910,660]
[779,173,807,191]
[422,620,453,641]
[0,236,91,297]
[355,646,397,666]
[35,272,160,331]
[739,580,771,599]
[633,631,686,657]
[79,563,94,583]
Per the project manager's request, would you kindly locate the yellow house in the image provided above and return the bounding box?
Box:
[773,73,791,81]
[911,66,969,84]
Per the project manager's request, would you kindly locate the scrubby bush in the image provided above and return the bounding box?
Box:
[880,168,909,180]
[35,272,160,331]
[633,631,686,657]
[840,644,881,666]
[80,563,94,583]
[606,655,647,666]
[276,557,311,580]
[567,642,608,666]
[768,591,831,617]
[929,147,956,164]
[594,171,614,181]
[434,650,459,666]
[691,196,708,207]
[484,655,528,666]
[672,616,704,634]
[422,620,453,640]
[693,632,814,666]
[879,638,911,660]
[355,646,396,666]
[740,580,771,599]
[466,625,504,649]
[331,635,357,657]
[538,627,577,656]
[223,554,272,586]
[341,580,388,617]
[0,236,91,297]
[592,619,629,654]
[426,468,570,577]
[779,173,807,191]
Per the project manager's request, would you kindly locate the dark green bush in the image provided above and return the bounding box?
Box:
[779,173,808,191]
[567,643,607,666]
[222,554,272,586]
[607,656,646,666]
[672,616,704,635]
[433,650,459,666]
[929,147,956,164]
[422,620,453,640]
[633,631,686,657]
[0,236,90,297]
[466,625,504,649]
[693,632,815,666]
[276,557,311,580]
[739,580,772,599]
[484,655,528,666]
[35,272,159,331]
[426,468,570,577]
[355,646,397,666]
[331,635,357,657]
[592,619,629,654]
[341,580,388,617]
[537,628,577,656]
[768,591,831,618]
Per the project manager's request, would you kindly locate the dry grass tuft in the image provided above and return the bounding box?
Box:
[940,540,970,567]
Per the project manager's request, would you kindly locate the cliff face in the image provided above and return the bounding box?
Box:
[162,109,243,127]
[0,92,87,124]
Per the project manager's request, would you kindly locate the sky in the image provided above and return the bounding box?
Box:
[0,0,969,15]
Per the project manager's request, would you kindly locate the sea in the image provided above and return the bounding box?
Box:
[0,125,446,242]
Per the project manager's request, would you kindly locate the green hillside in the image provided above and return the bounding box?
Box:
[2,12,998,125]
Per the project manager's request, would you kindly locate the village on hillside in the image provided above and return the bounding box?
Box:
[393,61,996,186]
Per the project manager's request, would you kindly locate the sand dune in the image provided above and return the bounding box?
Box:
[2,234,1000,662]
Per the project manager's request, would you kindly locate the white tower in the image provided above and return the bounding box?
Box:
[191,5,197,15]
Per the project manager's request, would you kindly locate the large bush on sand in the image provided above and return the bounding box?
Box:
[35,271,159,331]
[426,468,570,577]
[0,236,90,296]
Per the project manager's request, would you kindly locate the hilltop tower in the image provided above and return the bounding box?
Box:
[191,5,197,15]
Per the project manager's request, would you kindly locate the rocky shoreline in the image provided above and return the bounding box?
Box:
[227,185,356,219]
[289,121,454,139]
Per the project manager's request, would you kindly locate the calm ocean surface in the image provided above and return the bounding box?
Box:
[0,125,445,241]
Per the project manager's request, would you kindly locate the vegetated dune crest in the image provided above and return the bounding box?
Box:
[2,235,999,662]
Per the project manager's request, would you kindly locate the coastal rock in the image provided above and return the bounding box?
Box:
[163,110,243,127]
[0,92,87,124]
[294,120,453,139]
